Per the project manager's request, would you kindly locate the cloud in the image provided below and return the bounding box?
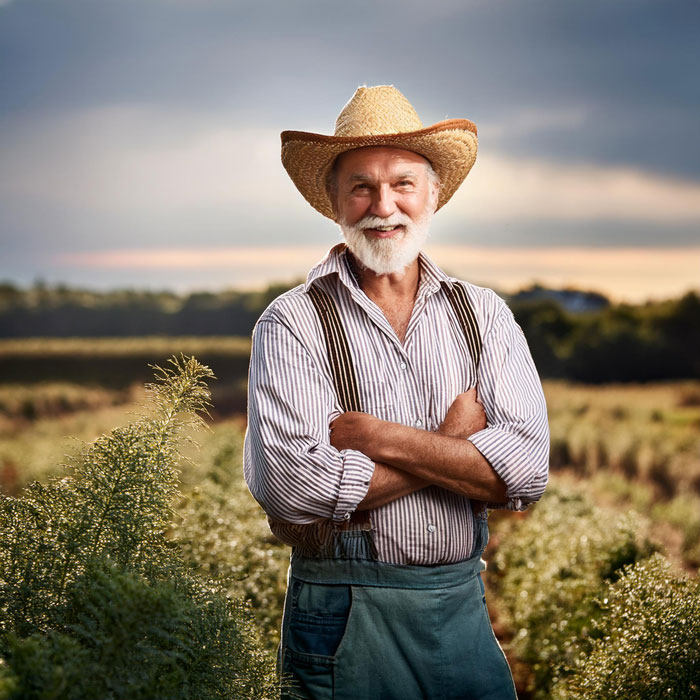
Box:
[0,106,296,212]
[479,106,589,140]
[57,246,329,269]
[1,0,698,181]
[448,153,700,224]
[53,245,330,291]
[4,105,700,232]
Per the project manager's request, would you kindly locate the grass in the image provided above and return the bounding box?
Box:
[0,387,149,493]
[545,380,700,499]
[0,382,130,421]
[0,336,251,357]
[4,378,700,566]
[555,469,700,570]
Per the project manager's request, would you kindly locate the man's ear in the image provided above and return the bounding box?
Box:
[329,193,339,219]
[325,172,340,219]
[431,183,440,212]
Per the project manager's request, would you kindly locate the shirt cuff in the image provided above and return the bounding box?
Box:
[467,426,538,512]
[332,449,376,523]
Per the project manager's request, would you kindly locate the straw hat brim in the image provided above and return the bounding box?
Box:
[281,119,478,221]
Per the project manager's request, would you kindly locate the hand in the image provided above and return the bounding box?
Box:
[329,411,383,455]
[437,387,487,439]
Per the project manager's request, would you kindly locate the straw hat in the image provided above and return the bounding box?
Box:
[281,85,478,221]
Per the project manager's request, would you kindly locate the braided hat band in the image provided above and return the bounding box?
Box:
[281,85,478,221]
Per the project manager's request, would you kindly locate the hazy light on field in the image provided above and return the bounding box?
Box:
[57,244,700,303]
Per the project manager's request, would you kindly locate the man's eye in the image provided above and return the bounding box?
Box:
[397,180,414,187]
[353,184,370,192]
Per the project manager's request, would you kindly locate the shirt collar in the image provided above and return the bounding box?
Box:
[304,243,455,295]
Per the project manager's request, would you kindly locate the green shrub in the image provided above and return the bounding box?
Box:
[174,424,289,651]
[491,487,655,698]
[0,356,274,699]
[651,493,700,567]
[1,560,269,700]
[552,553,700,700]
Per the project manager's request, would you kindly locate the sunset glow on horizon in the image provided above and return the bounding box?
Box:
[55,244,700,304]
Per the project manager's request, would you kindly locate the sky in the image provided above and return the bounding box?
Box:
[1,0,698,302]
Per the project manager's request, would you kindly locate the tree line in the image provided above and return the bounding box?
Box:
[1,281,698,382]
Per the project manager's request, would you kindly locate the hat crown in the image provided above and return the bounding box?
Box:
[334,85,424,137]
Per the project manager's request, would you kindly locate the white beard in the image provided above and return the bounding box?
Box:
[339,208,434,276]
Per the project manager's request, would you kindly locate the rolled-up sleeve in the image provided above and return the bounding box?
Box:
[467,304,550,511]
[243,317,375,524]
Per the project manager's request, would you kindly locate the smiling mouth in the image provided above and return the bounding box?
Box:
[365,225,404,238]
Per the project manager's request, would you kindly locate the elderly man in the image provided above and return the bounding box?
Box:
[244,85,549,700]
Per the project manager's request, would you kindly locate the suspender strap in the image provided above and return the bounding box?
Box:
[307,282,372,540]
[442,281,482,371]
[307,284,363,412]
[441,280,487,521]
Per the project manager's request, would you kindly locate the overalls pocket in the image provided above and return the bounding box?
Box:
[282,578,353,699]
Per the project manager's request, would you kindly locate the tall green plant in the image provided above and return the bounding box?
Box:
[0,356,274,699]
[552,554,700,700]
[174,425,289,652]
[491,487,655,697]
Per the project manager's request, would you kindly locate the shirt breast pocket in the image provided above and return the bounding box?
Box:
[361,379,395,421]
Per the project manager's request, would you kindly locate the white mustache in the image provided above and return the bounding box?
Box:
[355,214,413,229]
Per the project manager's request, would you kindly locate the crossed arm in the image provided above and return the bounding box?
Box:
[245,310,548,525]
[329,388,509,509]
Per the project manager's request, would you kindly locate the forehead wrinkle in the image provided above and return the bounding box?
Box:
[346,170,421,182]
[394,170,420,180]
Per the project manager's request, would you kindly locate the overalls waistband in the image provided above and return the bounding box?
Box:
[290,548,486,589]
[289,514,489,589]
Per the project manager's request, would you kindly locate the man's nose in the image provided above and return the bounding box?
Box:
[370,185,397,219]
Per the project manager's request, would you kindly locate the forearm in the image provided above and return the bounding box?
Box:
[356,461,428,511]
[365,422,507,503]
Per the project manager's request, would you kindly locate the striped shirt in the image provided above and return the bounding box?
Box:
[243,243,549,565]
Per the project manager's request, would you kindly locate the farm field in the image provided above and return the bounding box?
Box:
[3,373,699,568]
[1,349,699,698]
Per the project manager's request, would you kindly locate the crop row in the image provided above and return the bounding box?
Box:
[490,486,700,699]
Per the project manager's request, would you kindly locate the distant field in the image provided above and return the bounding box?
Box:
[0,337,252,408]
[3,355,697,697]
[547,380,700,494]
[0,336,251,357]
